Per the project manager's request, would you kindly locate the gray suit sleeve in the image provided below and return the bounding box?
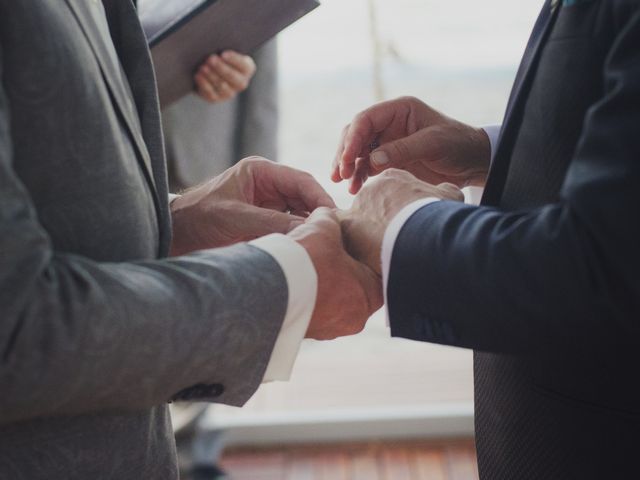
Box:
[0,51,287,426]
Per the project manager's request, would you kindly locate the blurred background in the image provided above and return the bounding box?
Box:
[183,0,542,478]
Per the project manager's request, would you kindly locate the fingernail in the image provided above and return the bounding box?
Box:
[371,151,390,167]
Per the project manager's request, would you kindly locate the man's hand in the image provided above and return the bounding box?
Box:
[170,157,335,256]
[338,169,464,276]
[332,96,492,194]
[289,208,383,340]
[194,50,256,103]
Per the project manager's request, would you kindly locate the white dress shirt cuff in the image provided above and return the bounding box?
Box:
[168,194,180,205]
[249,234,317,382]
[482,124,502,162]
[381,198,441,325]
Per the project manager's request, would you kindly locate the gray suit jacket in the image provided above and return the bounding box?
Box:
[162,41,279,191]
[0,1,287,478]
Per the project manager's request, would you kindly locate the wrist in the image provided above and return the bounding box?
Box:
[169,194,207,257]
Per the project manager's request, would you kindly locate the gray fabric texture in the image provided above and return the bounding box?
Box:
[0,1,288,478]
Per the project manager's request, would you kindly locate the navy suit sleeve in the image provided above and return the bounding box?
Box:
[388,9,640,355]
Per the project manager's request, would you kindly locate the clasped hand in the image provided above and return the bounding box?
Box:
[170,152,465,342]
[170,157,384,341]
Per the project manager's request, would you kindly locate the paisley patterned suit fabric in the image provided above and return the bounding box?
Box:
[0,1,288,478]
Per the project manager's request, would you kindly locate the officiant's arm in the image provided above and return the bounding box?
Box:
[194,50,257,103]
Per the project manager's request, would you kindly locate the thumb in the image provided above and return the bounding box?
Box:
[370,129,434,171]
[236,204,304,239]
[304,207,341,233]
[306,206,339,222]
[437,182,466,202]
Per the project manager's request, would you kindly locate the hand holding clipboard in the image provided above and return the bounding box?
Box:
[139,0,320,107]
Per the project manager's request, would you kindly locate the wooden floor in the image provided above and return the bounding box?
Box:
[220,440,479,480]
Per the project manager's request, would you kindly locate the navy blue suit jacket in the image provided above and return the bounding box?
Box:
[388,1,640,478]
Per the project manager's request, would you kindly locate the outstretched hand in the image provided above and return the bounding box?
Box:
[170,157,335,256]
[289,208,384,340]
[332,96,491,194]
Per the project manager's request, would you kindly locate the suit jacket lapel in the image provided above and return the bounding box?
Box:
[63,0,157,193]
[482,0,560,206]
[102,0,173,257]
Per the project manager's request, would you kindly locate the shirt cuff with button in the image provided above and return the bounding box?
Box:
[249,234,317,383]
